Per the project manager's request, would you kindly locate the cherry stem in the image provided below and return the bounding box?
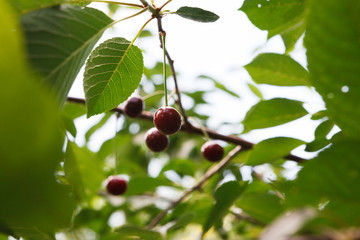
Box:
[162,33,168,107]
[113,113,120,174]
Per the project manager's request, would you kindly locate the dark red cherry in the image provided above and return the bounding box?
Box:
[145,128,169,152]
[201,141,224,162]
[124,96,144,117]
[153,107,182,135]
[106,176,127,195]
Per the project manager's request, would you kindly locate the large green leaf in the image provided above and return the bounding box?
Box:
[0,0,75,236]
[245,53,310,86]
[242,98,308,132]
[288,139,360,225]
[125,176,173,196]
[202,181,247,235]
[65,142,105,201]
[239,0,308,51]
[21,5,113,104]
[305,0,360,138]
[175,6,219,23]
[83,37,144,117]
[8,0,89,14]
[246,137,305,166]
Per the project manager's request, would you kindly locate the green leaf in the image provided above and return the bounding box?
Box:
[246,137,305,166]
[0,0,75,234]
[247,83,263,99]
[125,176,172,196]
[203,181,247,234]
[83,37,144,117]
[65,142,105,201]
[114,225,162,240]
[305,138,330,152]
[281,20,307,53]
[21,5,113,104]
[314,120,334,139]
[7,0,90,14]
[242,98,308,132]
[167,212,195,232]
[236,192,283,223]
[175,6,219,23]
[310,110,327,120]
[245,53,310,86]
[288,139,360,225]
[305,0,360,138]
[239,0,308,50]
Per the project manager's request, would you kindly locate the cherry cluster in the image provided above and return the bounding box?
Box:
[106,96,224,196]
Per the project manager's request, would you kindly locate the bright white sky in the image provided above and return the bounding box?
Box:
[69,0,327,164]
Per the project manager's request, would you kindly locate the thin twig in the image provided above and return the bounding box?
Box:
[66,97,306,163]
[145,145,242,229]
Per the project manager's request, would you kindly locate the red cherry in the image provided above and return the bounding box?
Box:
[124,96,144,118]
[106,176,127,195]
[145,128,169,152]
[153,107,182,135]
[201,141,224,162]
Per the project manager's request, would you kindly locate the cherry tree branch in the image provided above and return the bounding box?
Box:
[145,145,242,229]
[66,97,306,163]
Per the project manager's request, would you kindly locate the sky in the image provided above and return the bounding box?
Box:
[68,0,328,165]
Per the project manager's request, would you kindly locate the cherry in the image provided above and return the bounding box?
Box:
[124,96,144,118]
[201,141,224,162]
[153,107,182,135]
[145,127,169,152]
[106,176,127,195]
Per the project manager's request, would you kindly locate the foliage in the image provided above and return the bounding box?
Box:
[1,0,359,239]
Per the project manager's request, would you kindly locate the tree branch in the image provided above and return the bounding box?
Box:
[66,97,306,163]
[145,145,242,229]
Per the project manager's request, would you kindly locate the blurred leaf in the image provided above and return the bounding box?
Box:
[288,139,360,225]
[65,142,105,201]
[247,83,263,99]
[281,20,307,53]
[242,98,308,132]
[203,181,248,234]
[22,5,113,104]
[305,138,330,152]
[305,0,360,138]
[84,37,144,117]
[62,102,87,119]
[7,0,91,13]
[199,75,241,98]
[239,0,308,50]
[125,176,173,196]
[114,225,162,240]
[310,110,328,120]
[245,53,310,86]
[175,6,219,23]
[62,115,77,137]
[167,212,195,232]
[0,0,75,236]
[246,137,305,166]
[314,120,334,139]
[139,30,153,38]
[236,192,283,224]
[161,158,196,177]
